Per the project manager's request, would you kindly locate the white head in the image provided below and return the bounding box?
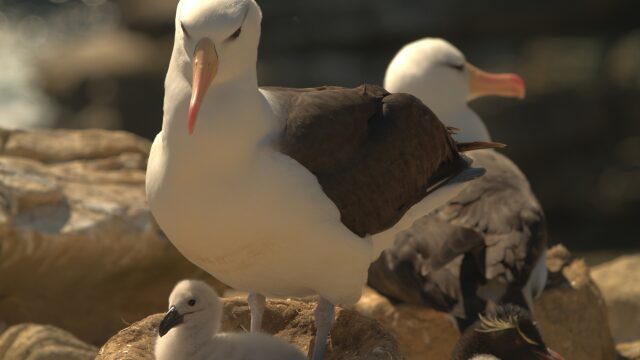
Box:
[158,280,223,338]
[174,0,263,135]
[384,38,525,121]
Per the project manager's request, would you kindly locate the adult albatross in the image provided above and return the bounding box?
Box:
[146,3,500,359]
[368,38,548,330]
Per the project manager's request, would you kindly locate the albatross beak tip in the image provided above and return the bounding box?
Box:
[467,62,527,100]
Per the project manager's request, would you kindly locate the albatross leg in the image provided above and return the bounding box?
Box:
[248,292,266,332]
[311,297,335,360]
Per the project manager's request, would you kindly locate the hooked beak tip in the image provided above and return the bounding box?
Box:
[158,306,184,337]
[467,62,527,101]
[511,74,527,99]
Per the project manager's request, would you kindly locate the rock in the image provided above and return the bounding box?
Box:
[97,297,403,360]
[36,29,170,139]
[606,30,640,89]
[0,323,97,360]
[111,0,177,32]
[0,128,225,346]
[592,254,640,343]
[353,288,459,360]
[617,340,640,360]
[534,245,618,360]
[3,129,150,163]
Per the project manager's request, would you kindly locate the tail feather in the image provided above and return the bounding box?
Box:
[457,141,506,152]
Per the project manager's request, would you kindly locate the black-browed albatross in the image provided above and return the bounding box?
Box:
[145,4,501,360]
[368,38,548,330]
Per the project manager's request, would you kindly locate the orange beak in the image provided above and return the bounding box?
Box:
[188,38,219,135]
[466,62,526,101]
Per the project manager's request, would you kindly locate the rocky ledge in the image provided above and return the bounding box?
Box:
[0,128,224,346]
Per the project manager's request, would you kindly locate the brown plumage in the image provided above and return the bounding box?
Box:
[264,84,501,237]
[368,149,547,328]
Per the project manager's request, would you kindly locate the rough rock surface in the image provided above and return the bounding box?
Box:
[617,340,640,360]
[0,128,225,346]
[97,297,403,360]
[0,323,97,360]
[353,288,459,360]
[592,254,640,343]
[534,245,618,360]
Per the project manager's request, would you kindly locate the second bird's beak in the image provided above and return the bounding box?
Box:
[466,63,526,101]
[158,305,184,337]
[188,38,219,135]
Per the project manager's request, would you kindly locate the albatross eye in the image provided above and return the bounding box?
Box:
[188,299,196,306]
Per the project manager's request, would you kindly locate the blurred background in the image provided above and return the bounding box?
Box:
[0,0,638,264]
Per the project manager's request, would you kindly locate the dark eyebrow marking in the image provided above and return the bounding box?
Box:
[224,7,250,43]
[181,22,190,38]
[446,62,465,72]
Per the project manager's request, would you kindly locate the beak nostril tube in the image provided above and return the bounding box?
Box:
[188,38,219,135]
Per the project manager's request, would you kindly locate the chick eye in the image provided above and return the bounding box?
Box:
[188,299,196,306]
[228,26,242,41]
[181,23,190,38]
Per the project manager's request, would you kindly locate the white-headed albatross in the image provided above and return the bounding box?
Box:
[145,4,501,359]
[368,38,548,330]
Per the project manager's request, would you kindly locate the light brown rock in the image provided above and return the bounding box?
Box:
[97,297,403,360]
[353,288,458,360]
[0,324,97,360]
[617,340,640,360]
[2,129,150,163]
[592,254,640,343]
[534,245,618,360]
[38,30,165,98]
[0,128,225,346]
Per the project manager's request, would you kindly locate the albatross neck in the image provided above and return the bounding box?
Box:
[162,65,276,165]
[437,105,492,143]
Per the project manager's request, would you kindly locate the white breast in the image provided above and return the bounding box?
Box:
[146,92,371,305]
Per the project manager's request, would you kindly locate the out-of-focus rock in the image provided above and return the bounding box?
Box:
[39,30,165,97]
[111,0,177,32]
[0,324,97,360]
[617,340,640,360]
[606,30,640,89]
[592,254,640,343]
[534,245,618,360]
[353,287,459,360]
[97,297,403,360]
[0,128,225,346]
[37,29,170,138]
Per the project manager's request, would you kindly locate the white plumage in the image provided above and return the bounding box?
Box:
[155,280,307,360]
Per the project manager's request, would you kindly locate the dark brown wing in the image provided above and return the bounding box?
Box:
[434,150,547,287]
[367,150,546,324]
[368,215,485,313]
[266,84,469,237]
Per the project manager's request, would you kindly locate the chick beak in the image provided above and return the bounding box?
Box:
[188,38,219,135]
[158,306,184,337]
[467,62,526,101]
